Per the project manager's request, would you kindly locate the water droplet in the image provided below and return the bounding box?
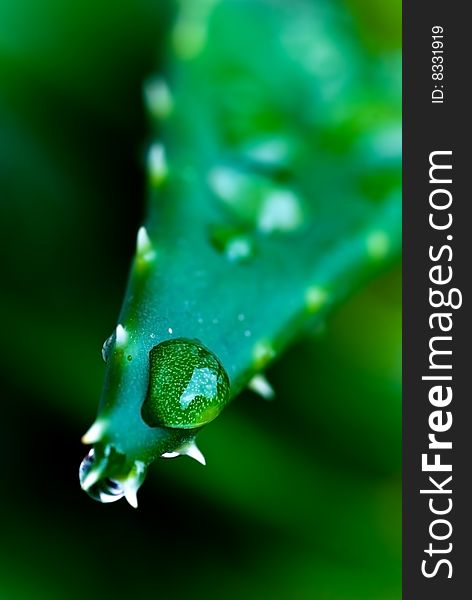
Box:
[168,327,173,334]
[257,189,303,233]
[179,367,216,409]
[237,313,245,322]
[79,450,119,501]
[101,333,114,363]
[79,449,146,507]
[127,355,133,362]
[142,339,230,429]
[208,225,255,264]
[225,236,254,262]
[244,329,252,338]
[242,137,294,170]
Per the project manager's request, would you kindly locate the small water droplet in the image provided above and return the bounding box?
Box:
[101,333,114,363]
[237,313,245,322]
[212,317,219,325]
[257,189,303,233]
[208,225,255,264]
[127,355,133,362]
[168,327,173,334]
[244,330,252,338]
[142,339,230,429]
[225,236,254,262]
[242,137,294,170]
[79,449,124,503]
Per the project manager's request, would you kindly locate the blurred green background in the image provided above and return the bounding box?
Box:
[0,1,401,599]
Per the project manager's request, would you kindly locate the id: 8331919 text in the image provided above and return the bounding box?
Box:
[432,25,445,104]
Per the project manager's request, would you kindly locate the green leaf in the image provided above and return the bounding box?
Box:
[81,0,401,503]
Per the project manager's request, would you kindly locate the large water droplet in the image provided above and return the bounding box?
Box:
[142,339,230,429]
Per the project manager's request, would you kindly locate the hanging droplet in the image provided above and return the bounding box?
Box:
[79,449,146,508]
[79,450,124,503]
[142,339,231,429]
